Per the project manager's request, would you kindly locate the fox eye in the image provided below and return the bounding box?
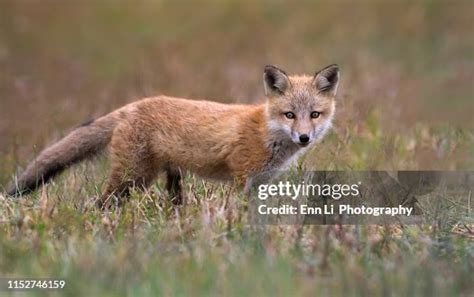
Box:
[310,111,321,119]
[284,112,295,119]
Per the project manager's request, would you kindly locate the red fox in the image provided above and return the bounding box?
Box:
[7,64,340,208]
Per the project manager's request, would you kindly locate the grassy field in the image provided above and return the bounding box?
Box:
[0,1,473,296]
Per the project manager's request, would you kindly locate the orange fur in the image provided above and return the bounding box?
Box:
[8,64,340,208]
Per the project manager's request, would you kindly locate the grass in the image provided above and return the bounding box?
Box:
[0,132,472,296]
[0,1,473,296]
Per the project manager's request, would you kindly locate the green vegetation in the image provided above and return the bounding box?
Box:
[0,1,472,296]
[0,163,472,296]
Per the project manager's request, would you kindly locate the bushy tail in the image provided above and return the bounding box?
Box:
[7,114,118,196]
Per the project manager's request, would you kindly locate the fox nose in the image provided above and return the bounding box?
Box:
[299,134,310,144]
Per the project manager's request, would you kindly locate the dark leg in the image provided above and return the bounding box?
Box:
[166,168,183,205]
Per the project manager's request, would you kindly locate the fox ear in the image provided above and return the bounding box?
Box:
[263,65,290,96]
[313,64,340,96]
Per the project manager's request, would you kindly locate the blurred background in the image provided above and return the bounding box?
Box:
[0,3,473,295]
[1,1,473,184]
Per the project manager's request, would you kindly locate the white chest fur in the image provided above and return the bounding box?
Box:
[264,139,303,171]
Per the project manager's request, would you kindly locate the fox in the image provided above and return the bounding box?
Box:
[7,64,340,208]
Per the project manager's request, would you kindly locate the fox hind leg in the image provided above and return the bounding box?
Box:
[98,158,158,209]
[166,168,183,205]
[97,126,158,209]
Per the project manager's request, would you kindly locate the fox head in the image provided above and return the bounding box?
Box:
[263,64,340,147]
